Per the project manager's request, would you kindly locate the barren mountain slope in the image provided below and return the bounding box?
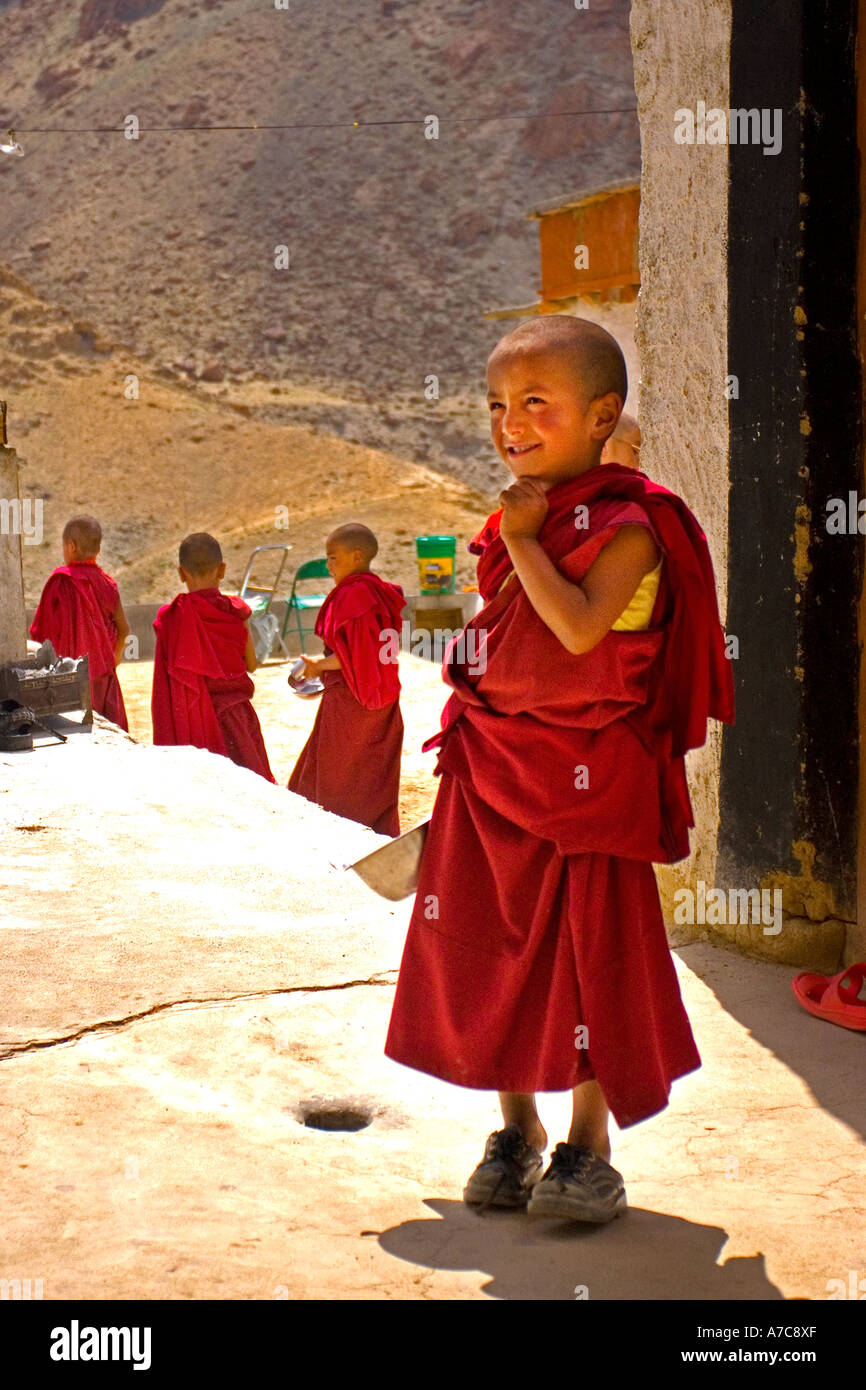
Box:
[1,266,493,605]
[0,0,638,486]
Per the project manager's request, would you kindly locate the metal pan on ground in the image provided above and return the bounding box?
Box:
[287,659,324,698]
[349,821,430,901]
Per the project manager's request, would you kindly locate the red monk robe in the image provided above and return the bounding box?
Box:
[30,559,129,730]
[288,571,406,836]
[385,462,734,1128]
[151,589,274,782]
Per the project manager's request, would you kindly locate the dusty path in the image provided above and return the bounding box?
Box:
[0,665,864,1300]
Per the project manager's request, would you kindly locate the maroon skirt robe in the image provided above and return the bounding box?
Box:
[152,589,274,782]
[30,561,129,730]
[289,571,406,837]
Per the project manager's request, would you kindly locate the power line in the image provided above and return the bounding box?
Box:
[13,106,638,136]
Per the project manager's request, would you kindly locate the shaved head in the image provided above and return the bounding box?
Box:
[63,515,101,557]
[489,316,627,409]
[179,531,223,575]
[327,523,378,562]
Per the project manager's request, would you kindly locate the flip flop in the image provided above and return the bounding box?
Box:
[791,963,866,1032]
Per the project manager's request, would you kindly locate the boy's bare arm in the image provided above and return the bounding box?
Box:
[302,653,341,676]
[499,478,660,655]
[113,601,131,665]
[243,625,257,673]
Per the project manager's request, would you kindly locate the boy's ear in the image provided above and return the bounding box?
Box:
[217,560,226,580]
[177,565,186,584]
[590,392,623,440]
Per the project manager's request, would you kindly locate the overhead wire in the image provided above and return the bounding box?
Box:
[10,105,638,137]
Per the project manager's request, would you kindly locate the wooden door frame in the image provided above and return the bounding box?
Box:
[856,0,866,961]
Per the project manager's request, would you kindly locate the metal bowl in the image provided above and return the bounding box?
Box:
[349,821,430,901]
[288,659,325,698]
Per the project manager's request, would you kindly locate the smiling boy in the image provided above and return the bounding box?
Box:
[385,317,733,1221]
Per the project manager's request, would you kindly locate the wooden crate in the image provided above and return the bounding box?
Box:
[0,655,92,720]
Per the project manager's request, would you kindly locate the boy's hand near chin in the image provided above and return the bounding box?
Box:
[498,477,549,541]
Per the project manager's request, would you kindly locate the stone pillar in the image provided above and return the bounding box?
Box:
[629,1,732,921]
[0,404,28,663]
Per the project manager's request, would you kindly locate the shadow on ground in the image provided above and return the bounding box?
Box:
[378,1199,782,1300]
[680,942,866,1144]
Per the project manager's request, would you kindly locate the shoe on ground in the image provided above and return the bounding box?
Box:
[463,1124,544,1210]
[527,1142,627,1223]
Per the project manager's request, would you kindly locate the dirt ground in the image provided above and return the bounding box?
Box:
[7,347,494,611]
[118,650,442,829]
[1,711,864,1302]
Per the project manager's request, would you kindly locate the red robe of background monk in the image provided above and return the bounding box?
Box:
[30,515,130,730]
[151,532,274,782]
[289,525,405,837]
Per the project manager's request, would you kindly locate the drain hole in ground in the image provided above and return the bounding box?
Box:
[301,1103,372,1133]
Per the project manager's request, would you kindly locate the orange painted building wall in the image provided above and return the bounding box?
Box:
[537,187,640,303]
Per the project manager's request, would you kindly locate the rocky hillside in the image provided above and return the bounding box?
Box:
[0,0,638,489]
[0,265,494,606]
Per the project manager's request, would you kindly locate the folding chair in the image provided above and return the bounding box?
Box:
[281,558,331,652]
[237,545,293,661]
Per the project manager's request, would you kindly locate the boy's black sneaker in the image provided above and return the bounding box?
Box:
[527,1142,627,1223]
[463,1124,544,1210]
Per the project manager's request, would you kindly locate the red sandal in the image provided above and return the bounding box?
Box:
[792,963,866,1032]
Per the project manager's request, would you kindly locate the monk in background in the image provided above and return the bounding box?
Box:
[601,410,641,468]
[152,532,274,782]
[289,523,405,836]
[30,514,130,729]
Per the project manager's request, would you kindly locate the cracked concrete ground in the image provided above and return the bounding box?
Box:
[0,660,864,1300]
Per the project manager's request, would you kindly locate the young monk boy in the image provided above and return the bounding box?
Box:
[30,514,130,730]
[288,523,406,837]
[385,317,734,1221]
[151,532,274,782]
[601,409,641,468]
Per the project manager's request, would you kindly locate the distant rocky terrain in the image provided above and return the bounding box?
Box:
[0,0,639,597]
[0,264,495,604]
